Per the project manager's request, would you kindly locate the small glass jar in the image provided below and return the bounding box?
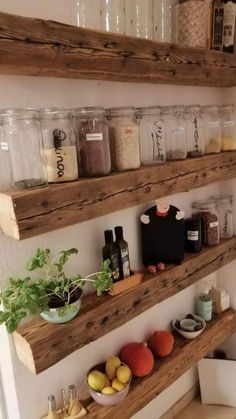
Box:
[153,0,175,42]
[76,107,111,177]
[202,105,221,154]
[101,0,125,34]
[162,106,187,160]
[221,105,236,151]
[0,109,47,189]
[185,105,204,158]
[185,217,202,253]
[211,195,234,239]
[0,120,12,191]
[138,106,166,165]
[192,199,220,246]
[177,0,208,48]
[40,108,79,183]
[76,0,101,30]
[125,0,153,39]
[107,107,140,171]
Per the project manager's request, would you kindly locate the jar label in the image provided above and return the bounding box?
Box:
[223,120,235,127]
[208,121,220,128]
[0,141,8,151]
[210,221,219,228]
[86,133,103,141]
[187,231,199,241]
[172,127,184,134]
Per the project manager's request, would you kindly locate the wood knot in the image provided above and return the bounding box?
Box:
[120,50,133,58]
[146,186,151,193]
[104,41,116,49]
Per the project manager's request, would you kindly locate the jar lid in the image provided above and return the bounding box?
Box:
[75,107,105,118]
[162,105,184,116]
[221,104,234,113]
[185,105,201,113]
[0,108,38,120]
[201,105,219,114]
[107,106,136,118]
[211,194,233,204]
[39,107,74,119]
[138,106,162,117]
[192,199,216,210]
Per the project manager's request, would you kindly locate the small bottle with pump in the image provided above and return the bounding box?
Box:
[114,226,131,279]
[102,230,121,282]
[197,289,213,321]
[47,395,60,419]
[68,384,82,416]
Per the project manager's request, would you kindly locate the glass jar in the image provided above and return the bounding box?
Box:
[125,0,153,39]
[211,195,234,239]
[107,107,140,171]
[192,199,220,246]
[75,107,111,177]
[0,120,12,191]
[101,0,125,34]
[177,0,208,48]
[185,105,204,157]
[153,0,175,42]
[162,106,187,160]
[76,0,101,30]
[40,108,79,183]
[202,105,221,154]
[138,106,166,165]
[221,105,236,151]
[0,109,47,189]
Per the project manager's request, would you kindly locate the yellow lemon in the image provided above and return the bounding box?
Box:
[88,370,105,392]
[105,356,121,380]
[112,378,125,392]
[101,386,117,395]
[116,365,132,384]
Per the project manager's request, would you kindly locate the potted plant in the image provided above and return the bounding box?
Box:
[0,247,112,333]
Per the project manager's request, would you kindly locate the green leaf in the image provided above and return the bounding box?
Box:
[0,311,11,323]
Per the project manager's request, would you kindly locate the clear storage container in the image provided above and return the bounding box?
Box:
[76,0,101,30]
[0,120,12,191]
[0,109,47,189]
[107,107,140,171]
[192,199,220,246]
[221,105,236,151]
[185,105,204,157]
[211,195,234,239]
[76,107,111,177]
[138,106,166,165]
[101,0,125,34]
[202,105,221,154]
[162,106,187,160]
[125,0,154,39]
[40,108,79,183]
[153,0,175,42]
[177,0,208,48]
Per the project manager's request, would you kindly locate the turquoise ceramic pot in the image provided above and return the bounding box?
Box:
[40,298,81,324]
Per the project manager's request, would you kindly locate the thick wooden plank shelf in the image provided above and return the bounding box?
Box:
[13,236,236,374]
[85,309,236,419]
[0,12,235,87]
[1,151,236,240]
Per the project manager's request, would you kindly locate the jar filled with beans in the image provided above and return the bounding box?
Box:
[192,199,220,246]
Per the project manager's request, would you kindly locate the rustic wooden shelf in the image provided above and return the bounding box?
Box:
[13,236,236,374]
[0,12,235,87]
[85,309,236,419]
[1,151,236,240]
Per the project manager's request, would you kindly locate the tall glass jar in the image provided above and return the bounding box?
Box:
[0,120,12,191]
[211,195,234,239]
[107,107,140,171]
[0,109,47,189]
[76,107,111,177]
[77,0,101,30]
[192,199,220,246]
[101,0,125,34]
[221,105,236,150]
[153,0,174,42]
[162,106,187,160]
[185,105,204,157]
[202,105,221,154]
[125,0,154,39]
[40,108,78,183]
[177,0,208,48]
[138,106,166,165]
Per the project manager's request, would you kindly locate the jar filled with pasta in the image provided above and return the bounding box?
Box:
[221,105,236,151]
[202,105,221,154]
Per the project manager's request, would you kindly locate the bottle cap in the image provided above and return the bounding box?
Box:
[69,384,77,400]
[48,395,56,412]
[115,226,123,240]
[104,230,114,244]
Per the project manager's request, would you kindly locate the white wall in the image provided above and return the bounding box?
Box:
[0,2,232,419]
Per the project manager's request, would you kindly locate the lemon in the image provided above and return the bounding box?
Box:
[112,378,125,392]
[116,365,132,384]
[105,356,121,380]
[88,370,105,392]
[102,386,117,395]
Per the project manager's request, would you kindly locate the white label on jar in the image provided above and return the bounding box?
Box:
[223,120,235,127]
[0,141,8,151]
[210,221,219,228]
[172,127,184,134]
[187,231,199,241]
[86,133,103,141]
[208,121,220,128]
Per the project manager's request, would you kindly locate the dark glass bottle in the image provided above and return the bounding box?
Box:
[185,218,202,253]
[114,226,131,279]
[212,0,224,51]
[102,230,121,282]
[223,0,236,53]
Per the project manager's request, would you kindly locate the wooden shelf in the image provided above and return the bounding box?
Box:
[0,11,235,87]
[13,236,236,374]
[85,309,236,419]
[1,151,236,240]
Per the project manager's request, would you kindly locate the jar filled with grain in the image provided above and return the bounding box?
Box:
[40,108,79,183]
[185,105,204,157]
[76,107,111,177]
[176,0,208,48]
[138,106,166,165]
[221,105,236,151]
[211,195,234,239]
[192,199,220,246]
[202,105,221,154]
[162,106,187,160]
[107,107,140,171]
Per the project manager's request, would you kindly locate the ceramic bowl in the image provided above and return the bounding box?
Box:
[172,314,206,340]
[40,298,81,324]
[87,362,132,406]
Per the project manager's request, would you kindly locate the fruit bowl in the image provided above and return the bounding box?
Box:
[87,361,132,406]
[172,314,206,340]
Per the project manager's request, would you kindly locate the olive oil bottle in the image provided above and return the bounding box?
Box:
[114,226,131,279]
[103,230,121,282]
[212,0,224,50]
[223,0,236,52]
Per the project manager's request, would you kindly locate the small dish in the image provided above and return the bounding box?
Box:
[172,314,206,340]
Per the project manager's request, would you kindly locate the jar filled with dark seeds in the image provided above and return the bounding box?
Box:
[192,199,220,246]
